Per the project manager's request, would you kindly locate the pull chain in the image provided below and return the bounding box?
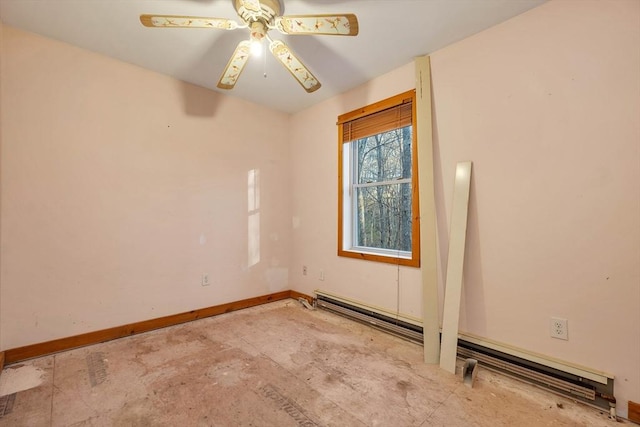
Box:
[263,42,267,78]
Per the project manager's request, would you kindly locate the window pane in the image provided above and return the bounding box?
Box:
[355,183,412,252]
[356,126,412,184]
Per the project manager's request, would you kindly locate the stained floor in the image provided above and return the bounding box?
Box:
[0,299,621,426]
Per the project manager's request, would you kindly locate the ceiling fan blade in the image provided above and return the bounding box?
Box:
[217,41,251,90]
[274,14,358,36]
[140,15,240,30]
[269,40,321,93]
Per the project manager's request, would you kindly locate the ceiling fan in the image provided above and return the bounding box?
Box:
[140,0,359,93]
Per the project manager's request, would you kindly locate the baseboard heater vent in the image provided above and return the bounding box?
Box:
[315,295,423,343]
[315,292,615,413]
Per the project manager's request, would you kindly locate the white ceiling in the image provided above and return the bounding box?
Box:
[0,0,546,114]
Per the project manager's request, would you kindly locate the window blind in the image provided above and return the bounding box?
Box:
[341,101,412,143]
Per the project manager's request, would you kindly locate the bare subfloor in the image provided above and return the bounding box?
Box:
[0,300,621,426]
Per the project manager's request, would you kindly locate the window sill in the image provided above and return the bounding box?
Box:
[338,248,420,268]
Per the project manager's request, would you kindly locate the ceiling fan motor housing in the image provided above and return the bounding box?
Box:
[234,0,281,24]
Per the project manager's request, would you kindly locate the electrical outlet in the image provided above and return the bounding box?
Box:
[202,273,211,286]
[302,265,307,276]
[319,269,325,281]
[550,317,568,340]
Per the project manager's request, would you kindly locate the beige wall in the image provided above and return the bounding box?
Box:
[1,0,639,419]
[290,0,639,417]
[0,18,3,351]
[0,26,291,348]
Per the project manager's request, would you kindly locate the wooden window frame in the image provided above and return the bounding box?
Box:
[337,90,420,267]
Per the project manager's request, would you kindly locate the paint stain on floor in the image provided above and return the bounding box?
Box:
[0,365,45,397]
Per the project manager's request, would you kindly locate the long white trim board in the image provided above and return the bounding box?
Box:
[415,56,440,364]
[439,161,473,374]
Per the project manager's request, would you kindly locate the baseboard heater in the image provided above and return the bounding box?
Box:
[315,291,615,413]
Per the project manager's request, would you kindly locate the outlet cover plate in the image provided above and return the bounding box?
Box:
[550,317,568,340]
[202,273,211,286]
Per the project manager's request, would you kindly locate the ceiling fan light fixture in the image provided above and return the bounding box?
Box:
[249,20,267,56]
[250,39,263,56]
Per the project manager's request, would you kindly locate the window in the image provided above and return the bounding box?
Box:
[338,90,420,267]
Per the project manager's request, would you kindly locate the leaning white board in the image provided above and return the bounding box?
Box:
[439,161,473,374]
[415,55,440,364]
